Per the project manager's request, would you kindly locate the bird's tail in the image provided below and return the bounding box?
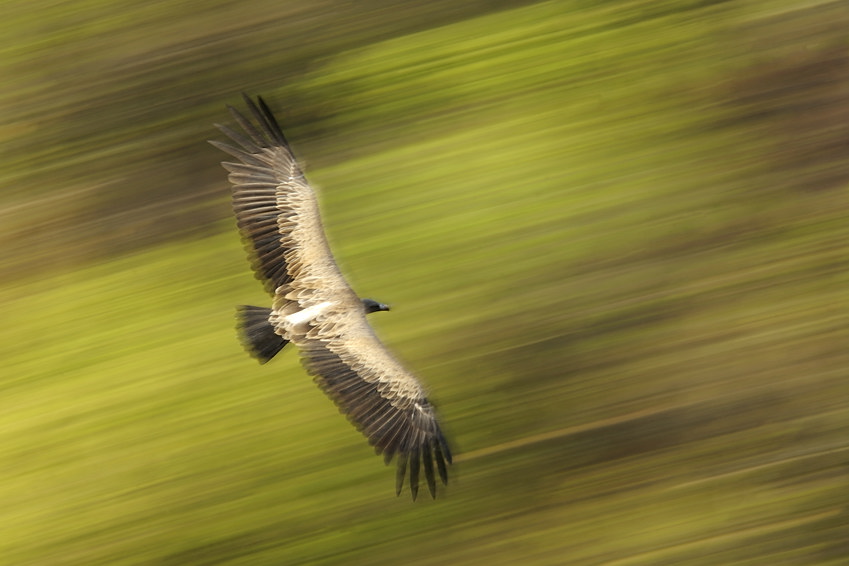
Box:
[236,306,288,363]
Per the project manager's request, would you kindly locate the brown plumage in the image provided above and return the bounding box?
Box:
[210,94,451,500]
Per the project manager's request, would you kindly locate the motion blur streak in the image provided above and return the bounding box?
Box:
[1,0,847,564]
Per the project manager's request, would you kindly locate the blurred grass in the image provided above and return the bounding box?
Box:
[1,0,848,564]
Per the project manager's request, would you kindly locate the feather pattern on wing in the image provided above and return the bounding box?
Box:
[211,94,451,499]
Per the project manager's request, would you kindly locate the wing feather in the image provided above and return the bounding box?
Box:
[408,447,421,501]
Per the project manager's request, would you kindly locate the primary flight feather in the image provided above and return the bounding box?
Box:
[210,94,451,500]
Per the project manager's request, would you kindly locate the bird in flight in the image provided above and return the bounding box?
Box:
[210,94,451,499]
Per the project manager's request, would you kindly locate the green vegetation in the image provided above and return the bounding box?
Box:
[1,0,847,564]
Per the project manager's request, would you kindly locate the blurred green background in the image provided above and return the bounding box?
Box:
[2,0,847,564]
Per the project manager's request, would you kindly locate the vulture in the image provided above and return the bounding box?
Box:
[210,94,451,500]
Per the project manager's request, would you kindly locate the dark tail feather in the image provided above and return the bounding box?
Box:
[236,306,288,363]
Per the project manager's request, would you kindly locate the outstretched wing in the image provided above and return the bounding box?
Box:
[298,306,452,500]
[211,95,451,499]
[209,94,355,308]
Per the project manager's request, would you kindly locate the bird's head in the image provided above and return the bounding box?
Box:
[361,298,391,314]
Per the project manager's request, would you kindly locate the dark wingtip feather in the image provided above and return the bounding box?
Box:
[395,456,407,497]
[409,449,421,501]
[439,432,453,465]
[239,93,289,149]
[256,95,291,148]
[422,440,437,499]
[434,441,449,486]
[226,102,268,149]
